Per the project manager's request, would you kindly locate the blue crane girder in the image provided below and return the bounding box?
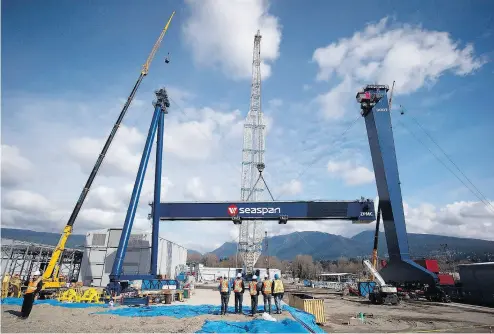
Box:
[156,200,375,222]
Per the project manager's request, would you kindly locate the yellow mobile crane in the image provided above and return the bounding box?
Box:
[41,12,175,294]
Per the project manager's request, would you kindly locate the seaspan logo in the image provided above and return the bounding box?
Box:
[227,204,281,216]
[227,204,239,217]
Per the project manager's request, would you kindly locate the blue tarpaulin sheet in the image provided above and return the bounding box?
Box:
[97,303,323,333]
[197,318,307,333]
[284,304,325,333]
[1,297,323,333]
[0,297,105,308]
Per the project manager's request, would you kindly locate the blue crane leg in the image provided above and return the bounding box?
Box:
[151,109,165,276]
[359,86,437,285]
[110,105,162,280]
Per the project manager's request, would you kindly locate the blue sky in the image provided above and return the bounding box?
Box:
[2,0,493,252]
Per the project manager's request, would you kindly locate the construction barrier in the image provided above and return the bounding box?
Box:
[288,293,326,325]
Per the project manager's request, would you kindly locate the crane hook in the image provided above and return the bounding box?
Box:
[165,52,171,64]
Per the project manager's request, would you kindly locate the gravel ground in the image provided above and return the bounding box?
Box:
[317,293,494,333]
[6,287,492,333]
[1,289,293,333]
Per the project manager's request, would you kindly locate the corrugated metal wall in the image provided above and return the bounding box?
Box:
[79,229,187,287]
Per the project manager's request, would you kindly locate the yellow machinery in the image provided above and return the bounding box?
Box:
[1,274,22,298]
[56,287,107,304]
[40,11,175,294]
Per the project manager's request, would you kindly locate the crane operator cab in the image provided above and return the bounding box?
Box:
[356,84,389,116]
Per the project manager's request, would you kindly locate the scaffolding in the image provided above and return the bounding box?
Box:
[1,239,83,283]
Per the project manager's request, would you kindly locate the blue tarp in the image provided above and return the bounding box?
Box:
[97,305,248,318]
[284,304,325,333]
[1,297,323,333]
[97,303,323,333]
[0,297,105,308]
[197,318,307,333]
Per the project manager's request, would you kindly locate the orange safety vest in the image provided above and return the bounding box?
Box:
[234,279,243,293]
[249,281,258,295]
[262,280,272,294]
[25,278,42,294]
[220,280,229,293]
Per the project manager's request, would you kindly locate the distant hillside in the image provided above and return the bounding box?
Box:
[352,230,494,259]
[1,228,203,255]
[211,231,494,261]
[1,228,85,249]
[3,228,492,261]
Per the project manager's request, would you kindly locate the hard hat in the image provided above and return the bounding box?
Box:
[252,275,258,280]
[237,273,242,278]
[264,274,269,278]
[33,271,41,276]
[274,273,279,279]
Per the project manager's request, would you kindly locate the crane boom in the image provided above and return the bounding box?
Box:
[42,11,175,284]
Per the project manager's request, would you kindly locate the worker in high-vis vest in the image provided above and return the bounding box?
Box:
[233,273,245,314]
[21,270,43,319]
[271,273,284,314]
[248,275,261,316]
[262,274,273,314]
[217,276,231,315]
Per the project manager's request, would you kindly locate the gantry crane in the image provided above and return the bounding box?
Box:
[370,80,395,279]
[40,11,175,295]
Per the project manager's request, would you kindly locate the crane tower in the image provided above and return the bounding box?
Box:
[238,30,266,275]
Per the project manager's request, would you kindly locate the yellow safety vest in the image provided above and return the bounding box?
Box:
[25,278,42,294]
[273,279,284,294]
[220,280,229,293]
[234,280,243,293]
[262,280,272,294]
[249,281,258,295]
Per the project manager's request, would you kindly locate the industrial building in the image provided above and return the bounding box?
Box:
[1,238,82,282]
[195,265,281,282]
[79,228,187,287]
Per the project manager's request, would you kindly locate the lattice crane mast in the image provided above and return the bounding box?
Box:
[41,11,175,291]
[239,30,266,276]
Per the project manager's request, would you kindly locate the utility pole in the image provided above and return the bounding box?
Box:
[265,231,270,277]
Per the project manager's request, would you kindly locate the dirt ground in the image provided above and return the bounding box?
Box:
[1,289,293,333]
[3,287,494,333]
[315,293,494,333]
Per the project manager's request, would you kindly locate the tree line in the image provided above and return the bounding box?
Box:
[187,252,368,279]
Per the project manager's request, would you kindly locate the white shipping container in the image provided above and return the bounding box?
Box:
[79,229,187,287]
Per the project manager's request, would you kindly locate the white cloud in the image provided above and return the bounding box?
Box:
[182,0,282,80]
[404,200,494,239]
[268,98,283,109]
[278,179,303,196]
[1,144,33,187]
[67,125,144,177]
[2,189,52,214]
[184,177,207,200]
[327,159,374,186]
[312,17,486,119]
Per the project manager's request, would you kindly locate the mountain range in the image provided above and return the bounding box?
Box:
[2,228,493,261]
[210,230,494,260]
